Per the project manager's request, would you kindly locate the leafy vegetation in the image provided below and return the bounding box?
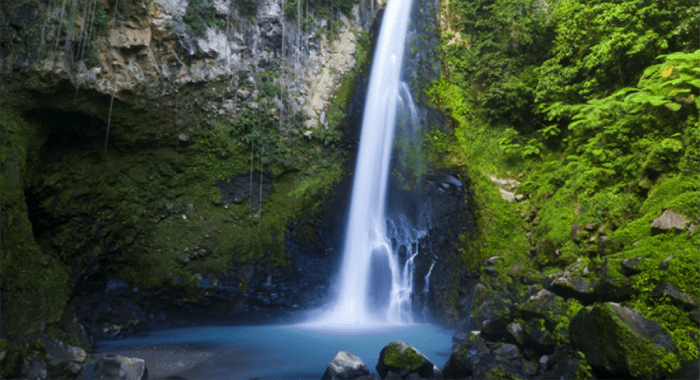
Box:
[183,0,224,36]
[432,0,699,373]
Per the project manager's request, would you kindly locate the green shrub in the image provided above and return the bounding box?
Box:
[183,0,224,36]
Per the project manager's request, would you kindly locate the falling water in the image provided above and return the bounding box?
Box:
[312,0,415,326]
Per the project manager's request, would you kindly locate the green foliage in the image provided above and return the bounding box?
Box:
[284,0,298,18]
[183,0,224,36]
[84,49,100,68]
[93,7,109,31]
[431,0,699,372]
[536,0,699,105]
[444,0,555,126]
[238,0,259,17]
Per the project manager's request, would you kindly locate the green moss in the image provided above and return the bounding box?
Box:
[383,343,423,371]
[0,106,71,339]
[589,303,680,378]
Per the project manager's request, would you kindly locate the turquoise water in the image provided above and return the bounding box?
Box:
[96,323,453,379]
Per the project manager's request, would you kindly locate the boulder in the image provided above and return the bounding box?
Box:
[547,273,592,302]
[27,334,87,377]
[522,318,557,355]
[322,350,371,380]
[592,277,635,302]
[483,266,498,277]
[25,358,48,380]
[650,282,699,310]
[570,303,677,378]
[493,344,520,362]
[376,341,434,379]
[651,210,689,235]
[620,257,644,276]
[78,355,147,380]
[668,359,700,380]
[506,322,526,346]
[519,290,567,329]
[475,296,510,328]
[442,339,490,378]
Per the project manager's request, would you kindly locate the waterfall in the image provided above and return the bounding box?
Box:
[422,259,436,319]
[312,0,415,327]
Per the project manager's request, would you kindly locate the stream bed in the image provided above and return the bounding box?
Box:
[95,323,454,379]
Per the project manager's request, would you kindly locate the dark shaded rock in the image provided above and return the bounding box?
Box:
[506,322,526,346]
[570,302,677,378]
[494,343,520,361]
[597,235,609,256]
[322,350,370,380]
[541,345,589,379]
[78,354,147,380]
[667,359,700,380]
[548,273,592,302]
[481,307,514,339]
[658,254,673,270]
[651,282,699,310]
[376,341,433,379]
[27,334,86,377]
[651,210,689,235]
[538,355,549,372]
[483,266,498,277]
[691,309,700,324]
[25,358,48,380]
[385,371,402,380]
[620,257,644,276]
[442,339,490,378]
[106,279,130,297]
[476,296,510,328]
[522,318,557,355]
[521,359,538,376]
[519,290,567,329]
[593,277,636,302]
[405,373,422,380]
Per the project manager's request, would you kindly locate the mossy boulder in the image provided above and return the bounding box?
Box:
[375,341,434,378]
[547,272,592,303]
[442,339,490,378]
[570,302,678,378]
[592,277,636,302]
[519,289,567,329]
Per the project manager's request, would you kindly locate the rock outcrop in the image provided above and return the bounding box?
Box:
[569,302,677,378]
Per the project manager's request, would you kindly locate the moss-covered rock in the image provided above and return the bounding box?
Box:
[570,302,679,378]
[442,338,491,379]
[375,341,434,378]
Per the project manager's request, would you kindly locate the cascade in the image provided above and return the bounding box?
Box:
[312,0,427,327]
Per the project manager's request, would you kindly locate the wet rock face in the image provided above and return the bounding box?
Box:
[216,170,274,209]
[569,302,677,378]
[406,171,476,324]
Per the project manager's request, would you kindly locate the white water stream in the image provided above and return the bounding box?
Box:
[309,0,427,327]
